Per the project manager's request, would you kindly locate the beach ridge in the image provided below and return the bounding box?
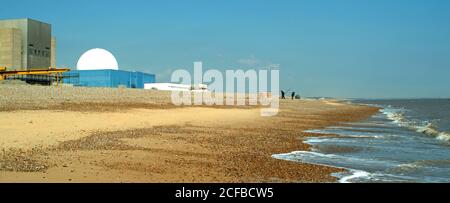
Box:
[0,86,379,182]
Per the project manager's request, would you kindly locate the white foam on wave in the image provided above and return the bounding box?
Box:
[338,170,371,183]
[381,107,450,142]
[304,137,331,144]
[272,150,337,160]
[274,150,396,168]
[381,108,406,124]
[436,132,450,142]
[305,128,385,139]
[412,122,450,142]
[273,151,376,183]
[303,129,328,134]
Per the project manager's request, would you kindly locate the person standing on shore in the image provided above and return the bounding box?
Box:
[291,92,296,100]
[281,90,286,99]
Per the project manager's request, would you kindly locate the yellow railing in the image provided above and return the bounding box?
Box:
[0,67,70,85]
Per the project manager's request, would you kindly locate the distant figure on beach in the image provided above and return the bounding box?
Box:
[281,90,286,99]
[291,92,296,100]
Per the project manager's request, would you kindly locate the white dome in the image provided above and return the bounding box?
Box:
[76,48,119,70]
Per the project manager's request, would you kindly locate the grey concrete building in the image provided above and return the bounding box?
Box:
[0,18,55,71]
[51,37,56,68]
[0,28,22,70]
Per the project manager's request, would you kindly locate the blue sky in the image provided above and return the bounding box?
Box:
[2,0,450,98]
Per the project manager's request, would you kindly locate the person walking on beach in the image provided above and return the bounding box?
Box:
[281,90,286,99]
[291,92,296,100]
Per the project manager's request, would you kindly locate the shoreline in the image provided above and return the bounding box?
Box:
[0,86,380,182]
[269,101,381,183]
[281,101,382,183]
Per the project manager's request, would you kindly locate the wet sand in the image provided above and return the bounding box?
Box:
[0,86,379,182]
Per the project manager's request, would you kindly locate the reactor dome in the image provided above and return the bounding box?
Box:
[76,48,119,70]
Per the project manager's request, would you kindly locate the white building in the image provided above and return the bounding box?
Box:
[144,83,208,92]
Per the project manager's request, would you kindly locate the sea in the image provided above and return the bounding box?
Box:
[272,99,450,183]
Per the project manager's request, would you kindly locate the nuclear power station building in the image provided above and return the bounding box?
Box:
[0,18,56,70]
[63,48,156,88]
[1,18,155,88]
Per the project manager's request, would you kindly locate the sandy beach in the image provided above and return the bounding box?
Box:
[0,84,379,182]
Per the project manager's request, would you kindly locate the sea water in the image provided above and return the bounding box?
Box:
[273,99,450,183]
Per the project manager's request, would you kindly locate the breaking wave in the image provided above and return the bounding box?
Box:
[381,107,450,142]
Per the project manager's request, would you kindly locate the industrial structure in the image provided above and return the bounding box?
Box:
[0,18,63,85]
[1,18,156,88]
[63,69,155,88]
[0,66,70,85]
[62,48,155,88]
[0,18,56,70]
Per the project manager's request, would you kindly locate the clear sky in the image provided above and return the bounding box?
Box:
[2,0,450,98]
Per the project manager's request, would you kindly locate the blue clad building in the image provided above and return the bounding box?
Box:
[63,69,155,88]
